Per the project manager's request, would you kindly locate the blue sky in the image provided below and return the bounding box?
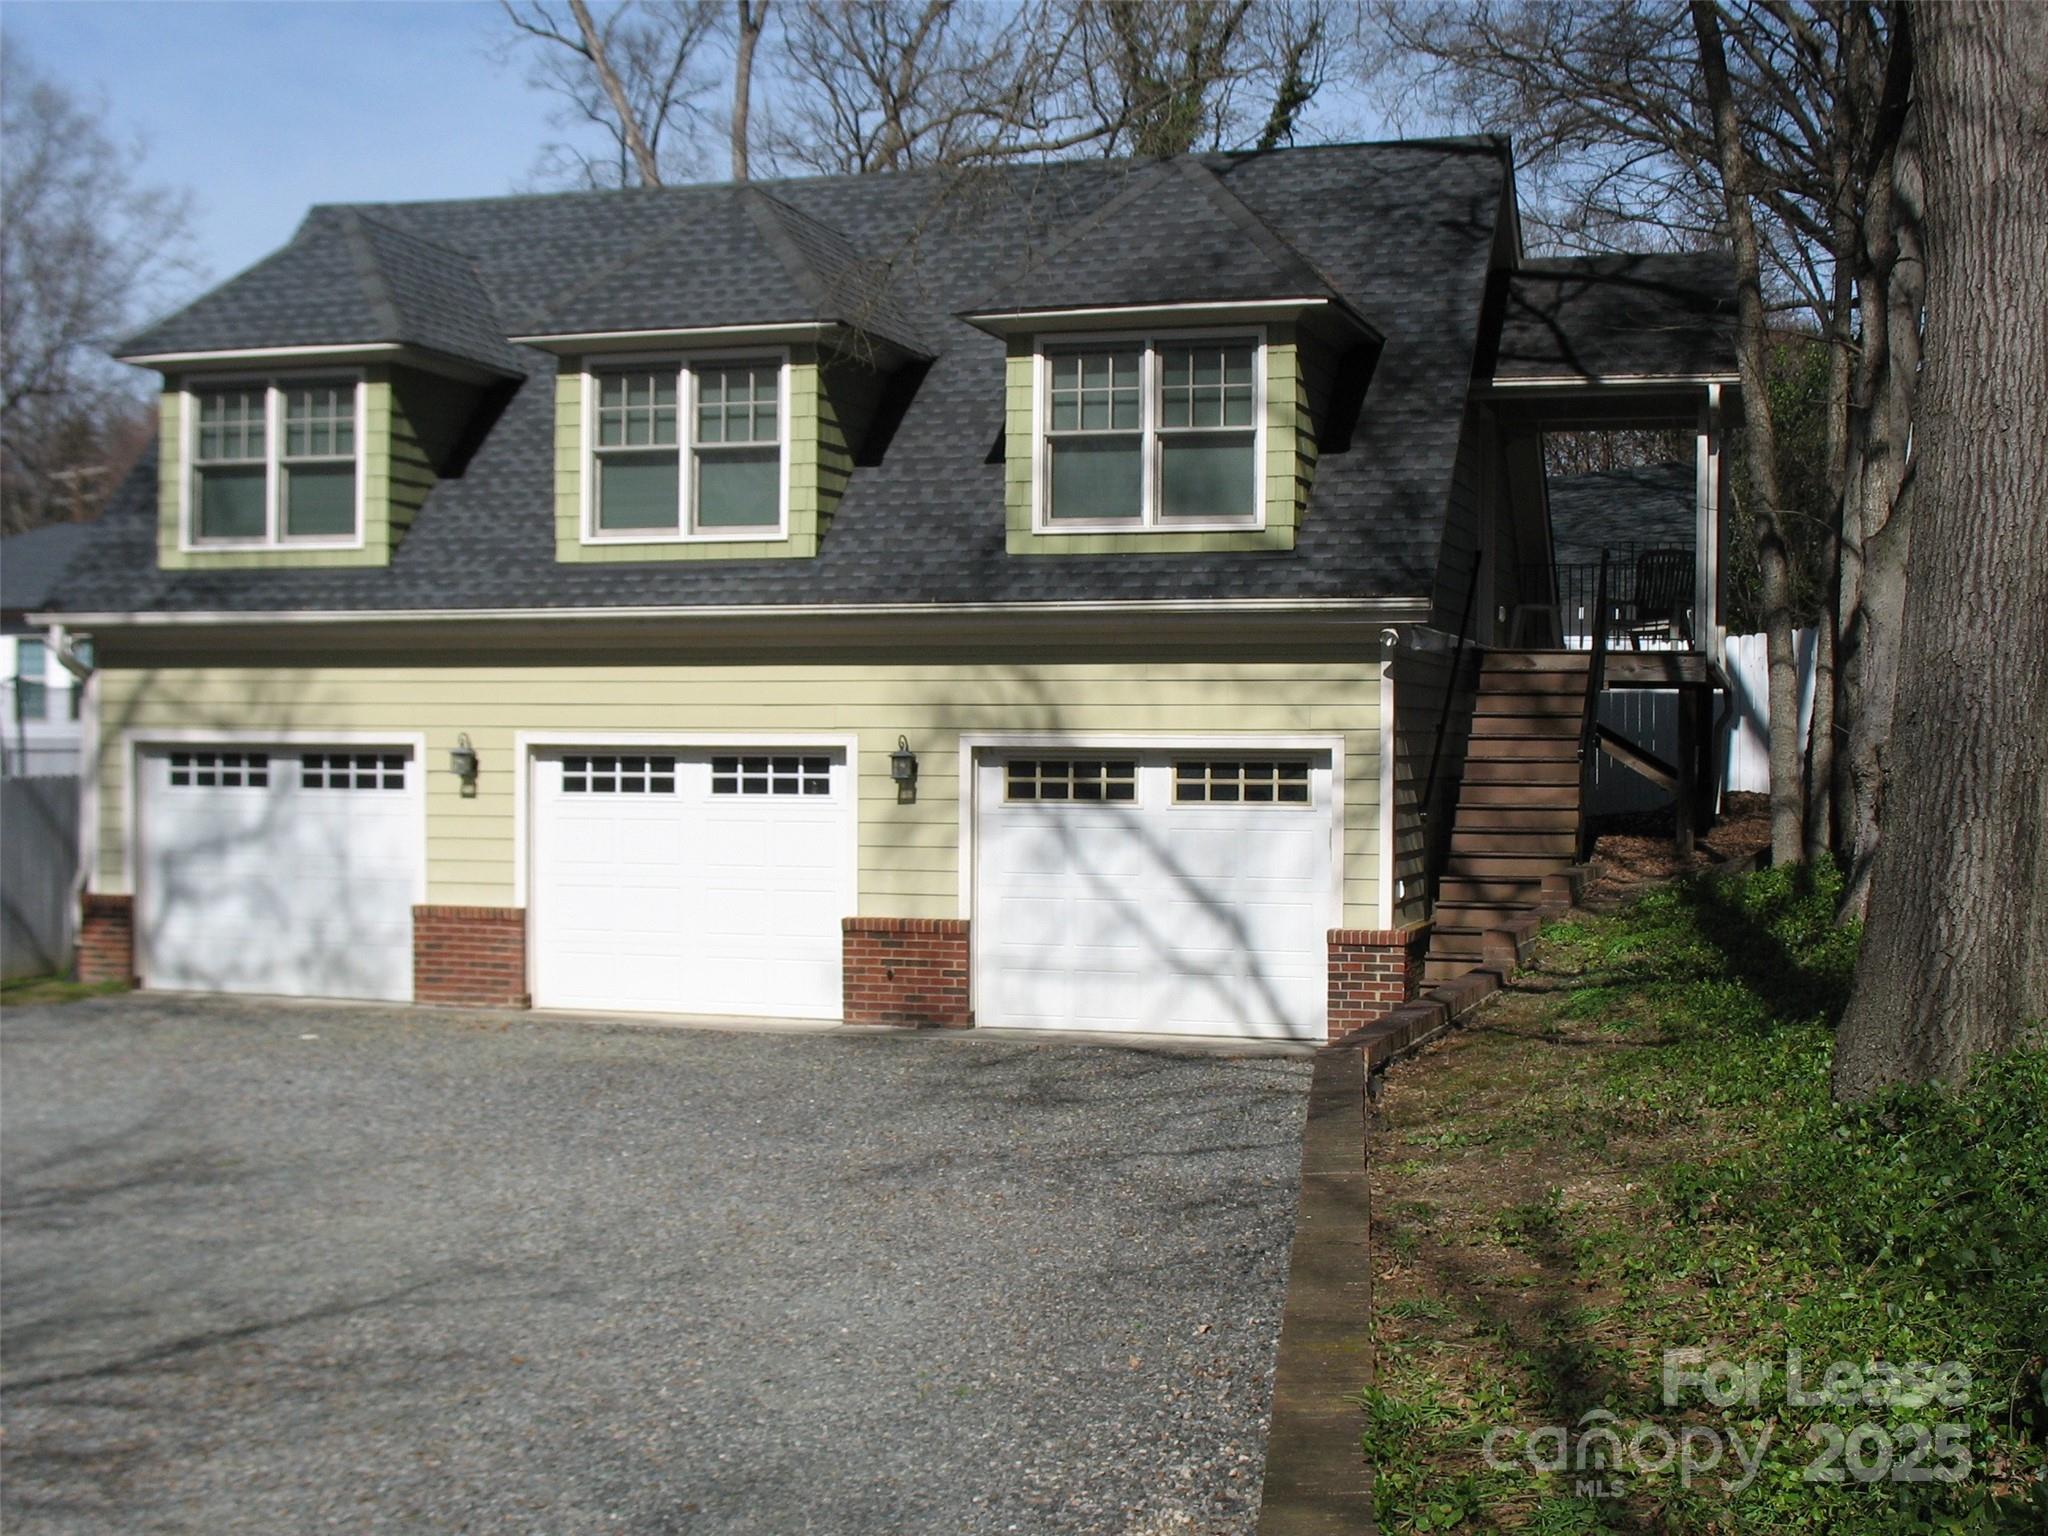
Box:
[5,2,565,294]
[6,1,1401,320]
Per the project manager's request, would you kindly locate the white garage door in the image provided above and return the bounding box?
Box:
[137,746,421,1001]
[974,750,1336,1041]
[530,748,853,1018]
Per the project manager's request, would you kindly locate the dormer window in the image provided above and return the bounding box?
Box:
[587,354,787,541]
[1036,331,1264,531]
[185,376,363,546]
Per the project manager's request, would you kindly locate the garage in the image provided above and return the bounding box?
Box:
[528,746,855,1018]
[973,747,1338,1040]
[136,744,423,1001]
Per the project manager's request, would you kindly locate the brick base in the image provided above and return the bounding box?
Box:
[843,917,971,1027]
[77,893,136,986]
[413,905,529,1008]
[1328,925,1430,1036]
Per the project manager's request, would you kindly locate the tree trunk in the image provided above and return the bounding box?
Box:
[569,0,664,187]
[1692,0,1804,866]
[731,0,768,181]
[1835,9,1922,920]
[1832,0,2048,1099]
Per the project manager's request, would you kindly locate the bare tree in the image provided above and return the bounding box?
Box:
[0,52,196,534]
[764,0,1084,174]
[731,0,770,180]
[1364,1,1917,884]
[1832,0,2047,1096]
[500,0,720,187]
[1693,0,1803,865]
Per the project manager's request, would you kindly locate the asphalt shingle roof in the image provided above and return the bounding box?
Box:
[55,139,1563,617]
[1495,253,1737,381]
[966,157,1357,321]
[2,524,96,617]
[121,208,523,378]
[1546,462,1697,566]
[519,186,926,357]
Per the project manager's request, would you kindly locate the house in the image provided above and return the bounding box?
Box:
[38,138,1736,1041]
[3,523,96,777]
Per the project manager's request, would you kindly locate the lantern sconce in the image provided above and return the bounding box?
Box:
[450,732,479,798]
[890,735,918,804]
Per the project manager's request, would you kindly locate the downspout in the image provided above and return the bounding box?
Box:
[1377,627,1401,930]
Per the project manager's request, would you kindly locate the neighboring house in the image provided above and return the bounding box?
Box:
[38,138,1736,1040]
[2,523,95,777]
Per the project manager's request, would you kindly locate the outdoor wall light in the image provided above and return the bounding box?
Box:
[890,735,919,804]
[449,733,479,795]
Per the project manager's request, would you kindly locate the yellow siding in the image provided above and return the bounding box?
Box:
[92,658,1384,925]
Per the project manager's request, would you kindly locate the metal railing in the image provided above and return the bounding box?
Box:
[1519,545,1697,651]
[1420,552,1484,903]
[1575,554,1613,862]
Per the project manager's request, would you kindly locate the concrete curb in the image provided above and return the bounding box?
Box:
[1254,1045,1376,1534]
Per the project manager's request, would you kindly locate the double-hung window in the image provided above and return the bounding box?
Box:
[188,377,361,545]
[1040,333,1261,528]
[589,355,785,539]
[12,638,48,722]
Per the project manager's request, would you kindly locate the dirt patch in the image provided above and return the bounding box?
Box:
[1579,791,1771,909]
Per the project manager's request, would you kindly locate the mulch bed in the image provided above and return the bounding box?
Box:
[1577,790,1772,908]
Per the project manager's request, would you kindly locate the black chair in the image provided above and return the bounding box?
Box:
[1623,548,1693,648]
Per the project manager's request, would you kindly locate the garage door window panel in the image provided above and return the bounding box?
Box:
[1174,759,1311,805]
[302,752,407,791]
[1004,758,1137,803]
[562,754,678,794]
[711,755,831,796]
[167,750,270,788]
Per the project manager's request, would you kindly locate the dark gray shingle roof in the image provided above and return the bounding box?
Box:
[1546,462,1696,566]
[57,140,1528,617]
[1495,253,1736,381]
[2,524,96,617]
[966,157,1354,319]
[121,208,523,377]
[518,186,926,356]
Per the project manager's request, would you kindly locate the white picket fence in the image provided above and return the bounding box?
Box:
[1585,630,1815,814]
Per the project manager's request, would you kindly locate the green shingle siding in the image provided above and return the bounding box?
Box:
[154,365,458,571]
[1002,327,1313,556]
[552,347,860,563]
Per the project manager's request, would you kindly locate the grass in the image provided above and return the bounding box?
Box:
[1363,864,2048,1534]
[0,973,127,1007]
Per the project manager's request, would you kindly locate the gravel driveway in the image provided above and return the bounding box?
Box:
[0,997,1309,1535]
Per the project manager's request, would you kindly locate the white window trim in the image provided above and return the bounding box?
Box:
[1030,326,1267,535]
[179,372,369,552]
[579,348,792,546]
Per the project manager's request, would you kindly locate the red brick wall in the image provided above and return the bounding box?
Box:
[1328,925,1430,1037]
[77,894,135,986]
[843,917,971,1027]
[413,905,529,1008]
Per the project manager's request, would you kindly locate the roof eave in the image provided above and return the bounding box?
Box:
[507,319,931,363]
[958,296,1382,347]
[115,340,520,386]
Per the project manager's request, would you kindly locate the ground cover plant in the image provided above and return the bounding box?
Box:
[1362,864,2047,1533]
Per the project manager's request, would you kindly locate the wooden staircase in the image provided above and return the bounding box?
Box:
[1423,650,1591,984]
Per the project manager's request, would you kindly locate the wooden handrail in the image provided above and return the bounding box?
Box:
[1421,552,1485,902]
[1576,552,1611,863]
